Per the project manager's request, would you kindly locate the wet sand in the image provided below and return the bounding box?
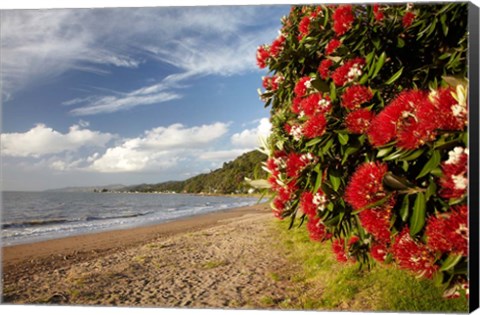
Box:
[2,203,296,308]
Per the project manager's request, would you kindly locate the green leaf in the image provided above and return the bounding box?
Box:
[433,271,444,286]
[416,150,441,179]
[400,195,410,222]
[311,78,330,92]
[365,50,375,67]
[401,149,425,161]
[397,37,405,48]
[342,146,359,164]
[425,180,437,201]
[431,167,443,177]
[440,254,463,272]
[376,146,393,158]
[329,173,341,192]
[410,192,426,236]
[330,82,337,101]
[383,172,415,190]
[372,52,386,79]
[314,170,323,193]
[338,133,349,145]
[306,137,323,147]
[358,73,368,85]
[385,67,404,85]
[321,137,334,154]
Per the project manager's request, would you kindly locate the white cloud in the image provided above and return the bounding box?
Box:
[89,122,229,172]
[1,6,285,112]
[1,123,114,157]
[198,149,250,161]
[231,118,272,148]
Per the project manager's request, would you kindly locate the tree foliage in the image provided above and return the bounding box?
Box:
[257,3,469,299]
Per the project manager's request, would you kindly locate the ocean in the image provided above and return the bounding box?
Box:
[1,191,259,246]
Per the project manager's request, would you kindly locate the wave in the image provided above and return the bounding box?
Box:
[2,211,153,229]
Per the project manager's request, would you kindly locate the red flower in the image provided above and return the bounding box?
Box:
[299,93,331,117]
[325,38,342,55]
[430,87,467,131]
[294,76,312,97]
[332,239,349,262]
[299,16,311,38]
[439,147,468,199]
[291,96,303,115]
[262,75,283,91]
[373,4,384,21]
[402,11,415,28]
[270,35,285,58]
[331,57,365,87]
[341,85,373,109]
[371,242,388,263]
[368,89,438,149]
[359,207,392,243]
[256,45,270,69]
[272,180,299,219]
[318,59,333,80]
[345,108,375,134]
[345,162,388,210]
[286,152,310,177]
[307,216,330,242]
[426,205,468,256]
[332,5,354,36]
[300,189,328,218]
[303,113,327,139]
[392,228,438,279]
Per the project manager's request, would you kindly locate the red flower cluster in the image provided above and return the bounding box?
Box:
[286,152,314,178]
[325,38,342,55]
[345,108,374,134]
[294,76,313,97]
[270,34,286,58]
[345,162,388,210]
[262,75,283,91]
[300,190,327,218]
[426,205,468,256]
[256,45,270,68]
[373,4,384,22]
[403,11,415,28]
[368,90,438,149]
[331,57,365,86]
[332,5,354,36]
[296,93,332,117]
[392,228,438,279]
[332,236,359,263]
[371,242,388,263]
[359,207,392,243]
[299,16,311,38]
[430,87,468,130]
[341,85,373,109]
[303,114,327,139]
[307,216,331,242]
[272,180,298,219]
[439,147,468,199]
[318,59,333,80]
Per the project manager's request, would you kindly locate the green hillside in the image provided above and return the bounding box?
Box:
[125,150,267,194]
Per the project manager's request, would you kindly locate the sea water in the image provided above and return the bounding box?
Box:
[1,191,259,246]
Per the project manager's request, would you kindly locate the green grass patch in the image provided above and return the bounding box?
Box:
[273,219,468,312]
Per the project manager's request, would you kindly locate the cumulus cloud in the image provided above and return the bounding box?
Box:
[231,118,272,148]
[89,122,229,172]
[1,123,114,157]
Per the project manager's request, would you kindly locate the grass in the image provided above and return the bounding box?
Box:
[201,260,229,269]
[273,219,469,312]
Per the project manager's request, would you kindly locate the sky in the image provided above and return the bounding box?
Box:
[0,4,290,191]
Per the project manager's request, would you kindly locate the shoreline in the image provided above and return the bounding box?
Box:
[1,202,297,308]
[2,203,270,268]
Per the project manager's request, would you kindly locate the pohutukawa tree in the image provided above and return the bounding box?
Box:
[256,3,469,299]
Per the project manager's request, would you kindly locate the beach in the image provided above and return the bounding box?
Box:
[2,203,296,308]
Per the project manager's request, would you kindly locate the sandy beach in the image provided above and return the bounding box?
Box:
[1,203,297,308]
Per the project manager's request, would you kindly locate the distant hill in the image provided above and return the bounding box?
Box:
[125,150,268,194]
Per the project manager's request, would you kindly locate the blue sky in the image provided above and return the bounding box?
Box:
[1,5,290,190]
